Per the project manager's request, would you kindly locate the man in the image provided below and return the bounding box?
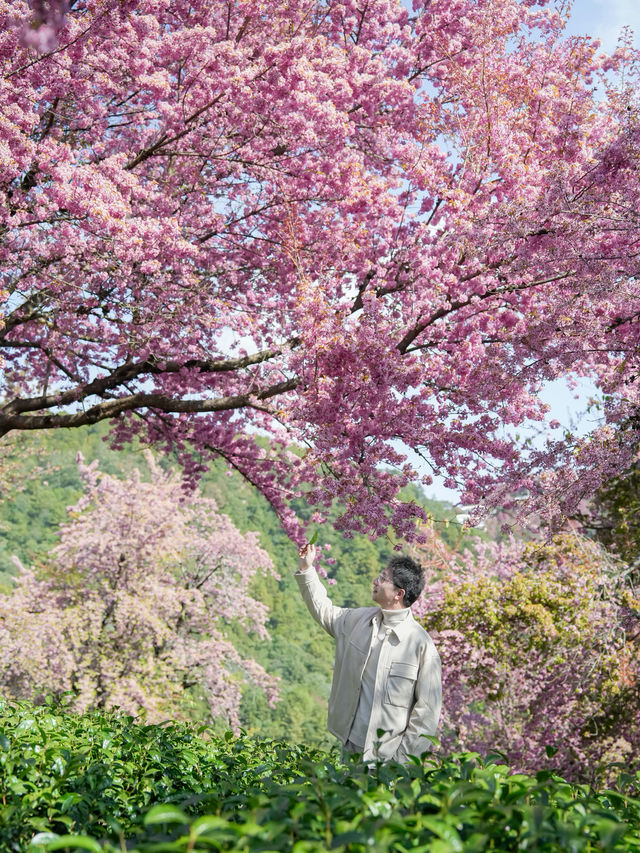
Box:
[295,542,442,764]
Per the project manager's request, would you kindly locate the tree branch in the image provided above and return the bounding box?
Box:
[0,377,298,436]
[0,338,301,416]
[396,270,574,353]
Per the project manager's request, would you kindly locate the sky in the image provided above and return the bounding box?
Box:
[422,0,640,504]
[566,0,639,52]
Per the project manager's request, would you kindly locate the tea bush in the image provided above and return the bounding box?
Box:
[2,699,640,852]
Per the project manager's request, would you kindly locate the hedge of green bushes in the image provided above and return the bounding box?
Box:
[2,699,639,852]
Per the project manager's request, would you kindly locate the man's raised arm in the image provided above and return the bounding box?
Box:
[294,542,349,638]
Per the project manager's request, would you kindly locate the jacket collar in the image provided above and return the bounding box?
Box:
[370,607,415,641]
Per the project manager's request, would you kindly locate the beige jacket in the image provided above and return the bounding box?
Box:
[295,568,441,762]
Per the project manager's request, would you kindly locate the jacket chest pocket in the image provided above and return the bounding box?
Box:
[384,661,418,708]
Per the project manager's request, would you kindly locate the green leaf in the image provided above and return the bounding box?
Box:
[29,832,61,848]
[309,530,318,545]
[545,745,558,758]
[36,835,102,852]
[190,816,230,838]
[143,804,189,825]
[420,817,463,852]
[15,718,37,736]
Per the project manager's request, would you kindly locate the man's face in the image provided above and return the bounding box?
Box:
[372,567,404,608]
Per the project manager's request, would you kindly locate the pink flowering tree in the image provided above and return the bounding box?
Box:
[413,533,640,783]
[2,0,640,540]
[0,452,279,727]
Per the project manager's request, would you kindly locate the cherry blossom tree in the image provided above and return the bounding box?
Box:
[0,452,279,726]
[413,533,640,783]
[2,0,640,540]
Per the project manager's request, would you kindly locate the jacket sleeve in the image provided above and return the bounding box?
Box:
[294,568,350,638]
[394,640,442,762]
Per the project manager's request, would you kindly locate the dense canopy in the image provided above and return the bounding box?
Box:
[2,0,640,538]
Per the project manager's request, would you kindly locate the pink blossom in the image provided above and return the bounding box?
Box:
[0,0,639,541]
[417,532,640,784]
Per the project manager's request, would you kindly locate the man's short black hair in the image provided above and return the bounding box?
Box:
[388,555,425,607]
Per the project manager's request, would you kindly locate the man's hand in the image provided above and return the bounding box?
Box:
[298,542,317,572]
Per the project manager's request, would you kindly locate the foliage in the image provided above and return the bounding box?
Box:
[0,432,52,588]
[0,698,327,852]
[0,700,638,853]
[416,533,640,785]
[3,1,640,540]
[0,453,278,727]
[0,426,151,581]
[577,456,640,576]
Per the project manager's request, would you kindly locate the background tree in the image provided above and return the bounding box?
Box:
[0,452,279,726]
[575,454,640,579]
[414,533,640,783]
[2,0,640,540]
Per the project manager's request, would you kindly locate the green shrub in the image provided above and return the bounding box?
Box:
[2,700,640,853]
